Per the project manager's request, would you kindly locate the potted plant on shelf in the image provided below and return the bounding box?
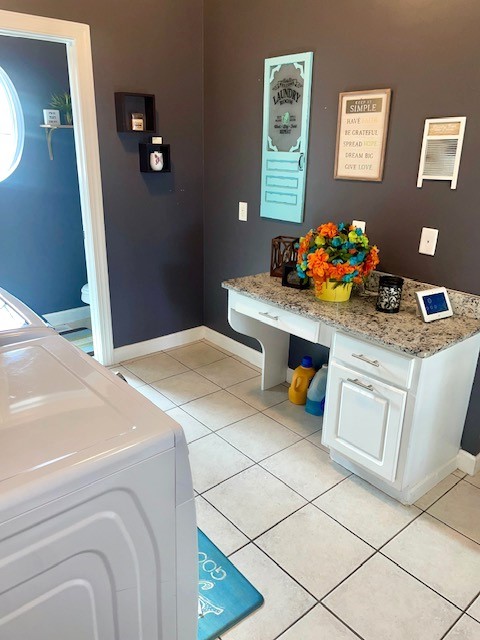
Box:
[296,221,379,302]
[50,92,73,125]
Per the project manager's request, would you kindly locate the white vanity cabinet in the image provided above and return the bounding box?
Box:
[323,331,479,503]
[223,275,480,505]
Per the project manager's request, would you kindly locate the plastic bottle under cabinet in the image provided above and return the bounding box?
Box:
[288,356,316,405]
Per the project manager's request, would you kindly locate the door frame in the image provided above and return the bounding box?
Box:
[0,9,114,364]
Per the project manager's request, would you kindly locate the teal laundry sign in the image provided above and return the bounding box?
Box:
[260,52,313,223]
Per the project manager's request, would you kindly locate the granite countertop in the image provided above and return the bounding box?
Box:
[222,273,480,358]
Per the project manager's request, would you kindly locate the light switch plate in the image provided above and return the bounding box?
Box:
[352,220,366,232]
[239,201,248,221]
[419,227,438,256]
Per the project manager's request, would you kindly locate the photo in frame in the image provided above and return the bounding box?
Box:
[334,88,391,182]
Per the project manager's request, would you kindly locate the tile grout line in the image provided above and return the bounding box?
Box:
[125,344,480,638]
[181,400,260,433]
[465,611,480,625]
[376,549,465,613]
[462,589,480,615]
[250,539,321,602]
[125,348,321,442]
[124,352,259,405]
[309,602,367,640]
[423,508,480,548]
[318,549,378,604]
[438,612,469,640]
[123,345,330,637]
[317,603,367,640]
[270,602,319,640]
[205,470,480,621]
[216,471,476,633]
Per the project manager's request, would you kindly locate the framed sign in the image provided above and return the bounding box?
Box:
[334,88,391,182]
[260,52,314,223]
[417,116,466,190]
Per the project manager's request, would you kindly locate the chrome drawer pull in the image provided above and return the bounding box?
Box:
[347,378,375,392]
[352,353,380,367]
[259,311,279,321]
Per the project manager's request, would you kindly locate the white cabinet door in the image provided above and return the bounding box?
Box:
[323,362,407,482]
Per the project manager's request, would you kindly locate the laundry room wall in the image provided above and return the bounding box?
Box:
[0,0,204,346]
[0,36,87,316]
[202,0,480,455]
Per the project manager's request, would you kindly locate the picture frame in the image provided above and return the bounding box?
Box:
[43,109,61,126]
[334,88,391,182]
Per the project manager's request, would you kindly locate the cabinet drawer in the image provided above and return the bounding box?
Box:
[332,332,415,389]
[230,292,320,343]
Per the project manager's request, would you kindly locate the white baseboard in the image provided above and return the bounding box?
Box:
[113,325,264,370]
[457,449,480,476]
[113,326,205,363]
[203,327,263,369]
[44,305,90,326]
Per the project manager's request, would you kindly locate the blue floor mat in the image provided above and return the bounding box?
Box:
[198,529,263,640]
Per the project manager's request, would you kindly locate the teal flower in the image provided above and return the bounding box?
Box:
[357,251,366,262]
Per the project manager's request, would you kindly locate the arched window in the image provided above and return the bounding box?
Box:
[0,67,24,182]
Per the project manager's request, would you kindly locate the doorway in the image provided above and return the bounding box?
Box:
[0,9,113,365]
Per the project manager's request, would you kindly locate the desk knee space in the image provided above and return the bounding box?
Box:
[228,307,289,389]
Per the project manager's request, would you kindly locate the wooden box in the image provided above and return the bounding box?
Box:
[270,236,299,277]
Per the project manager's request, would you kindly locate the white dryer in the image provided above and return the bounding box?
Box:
[0,332,198,639]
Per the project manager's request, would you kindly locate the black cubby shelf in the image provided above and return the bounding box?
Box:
[139,143,171,173]
[114,92,156,133]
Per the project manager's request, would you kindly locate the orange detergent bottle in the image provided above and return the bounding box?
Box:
[288,356,316,405]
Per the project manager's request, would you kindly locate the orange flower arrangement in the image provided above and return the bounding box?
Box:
[296,221,379,287]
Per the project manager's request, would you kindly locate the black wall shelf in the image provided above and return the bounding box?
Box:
[139,143,171,173]
[115,92,156,133]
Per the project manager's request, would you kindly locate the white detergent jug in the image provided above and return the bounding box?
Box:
[305,364,328,416]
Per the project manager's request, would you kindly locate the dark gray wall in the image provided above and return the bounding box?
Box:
[2,1,478,454]
[203,0,480,454]
[0,0,204,346]
[0,37,87,315]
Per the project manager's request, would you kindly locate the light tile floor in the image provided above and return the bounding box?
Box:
[113,340,480,640]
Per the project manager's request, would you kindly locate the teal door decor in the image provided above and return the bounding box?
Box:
[260,52,314,223]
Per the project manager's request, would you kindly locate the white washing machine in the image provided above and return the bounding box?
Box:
[0,287,54,346]
[0,326,197,638]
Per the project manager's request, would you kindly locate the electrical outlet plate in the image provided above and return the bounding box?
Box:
[239,202,248,221]
[419,227,438,256]
[352,220,366,232]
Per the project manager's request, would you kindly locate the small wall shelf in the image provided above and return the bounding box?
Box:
[139,143,171,173]
[40,124,74,160]
[115,92,156,133]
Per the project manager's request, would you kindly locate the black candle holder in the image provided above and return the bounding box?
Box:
[376,276,404,313]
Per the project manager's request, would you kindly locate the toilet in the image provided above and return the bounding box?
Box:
[81,283,90,305]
